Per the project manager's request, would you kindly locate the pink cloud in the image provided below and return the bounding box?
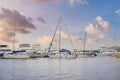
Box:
[87,38,97,44]
[96,16,110,32]
[84,23,105,38]
[0,7,36,43]
[37,35,57,46]
[31,0,61,4]
[36,16,47,24]
[57,31,82,41]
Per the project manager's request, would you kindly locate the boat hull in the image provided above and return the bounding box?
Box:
[3,54,30,59]
[48,53,77,59]
[77,54,95,58]
[114,53,120,58]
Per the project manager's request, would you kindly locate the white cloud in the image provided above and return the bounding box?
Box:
[68,0,88,7]
[96,16,110,32]
[115,9,120,15]
[84,23,104,38]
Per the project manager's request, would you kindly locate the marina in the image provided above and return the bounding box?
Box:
[0,0,120,80]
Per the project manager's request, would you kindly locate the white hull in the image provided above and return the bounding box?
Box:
[26,51,37,58]
[77,54,95,58]
[97,52,116,56]
[3,54,30,59]
[36,53,45,58]
[48,53,77,59]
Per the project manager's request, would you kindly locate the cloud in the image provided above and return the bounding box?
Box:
[96,16,110,32]
[36,16,47,24]
[0,31,14,43]
[37,35,57,46]
[84,23,105,38]
[115,9,120,15]
[31,0,61,4]
[57,31,82,41]
[68,0,88,7]
[0,7,36,43]
[28,17,33,22]
[87,38,97,44]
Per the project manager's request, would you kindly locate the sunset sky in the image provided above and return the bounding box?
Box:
[0,0,120,50]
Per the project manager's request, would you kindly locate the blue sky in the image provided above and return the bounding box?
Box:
[0,0,120,50]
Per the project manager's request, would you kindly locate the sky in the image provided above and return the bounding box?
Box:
[0,0,120,50]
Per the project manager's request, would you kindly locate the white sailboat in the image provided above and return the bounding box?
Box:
[1,45,30,59]
[18,44,37,58]
[77,32,97,58]
[0,44,12,58]
[3,53,30,59]
[3,16,30,59]
[47,17,77,59]
[32,44,45,58]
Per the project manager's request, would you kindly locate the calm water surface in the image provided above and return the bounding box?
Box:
[0,57,120,80]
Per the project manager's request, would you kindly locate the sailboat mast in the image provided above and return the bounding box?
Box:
[13,15,16,50]
[47,17,61,53]
[83,32,87,54]
[59,17,61,53]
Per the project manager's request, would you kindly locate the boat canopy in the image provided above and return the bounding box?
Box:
[59,49,72,55]
[12,50,26,54]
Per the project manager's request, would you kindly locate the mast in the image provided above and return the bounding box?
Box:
[59,17,61,53]
[47,17,61,53]
[13,14,16,50]
[83,32,87,55]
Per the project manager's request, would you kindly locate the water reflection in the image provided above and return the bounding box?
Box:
[0,57,120,80]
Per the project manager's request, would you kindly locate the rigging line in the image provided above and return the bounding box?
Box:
[61,19,75,50]
[64,25,74,51]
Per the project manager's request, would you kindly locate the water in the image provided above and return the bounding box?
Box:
[0,57,120,80]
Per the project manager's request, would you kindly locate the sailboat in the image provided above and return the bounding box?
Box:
[3,16,30,59]
[47,17,77,59]
[77,32,97,58]
[0,44,13,58]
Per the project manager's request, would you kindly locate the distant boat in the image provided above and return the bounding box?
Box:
[48,49,77,59]
[0,44,30,59]
[3,53,30,59]
[97,47,117,56]
[0,44,12,58]
[19,44,38,58]
[32,44,45,58]
[47,17,77,59]
[76,50,98,58]
[114,53,120,58]
[76,32,97,58]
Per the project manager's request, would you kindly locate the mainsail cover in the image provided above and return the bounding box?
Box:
[59,49,72,55]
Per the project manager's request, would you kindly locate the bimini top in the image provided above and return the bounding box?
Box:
[59,49,72,55]
[12,50,26,54]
